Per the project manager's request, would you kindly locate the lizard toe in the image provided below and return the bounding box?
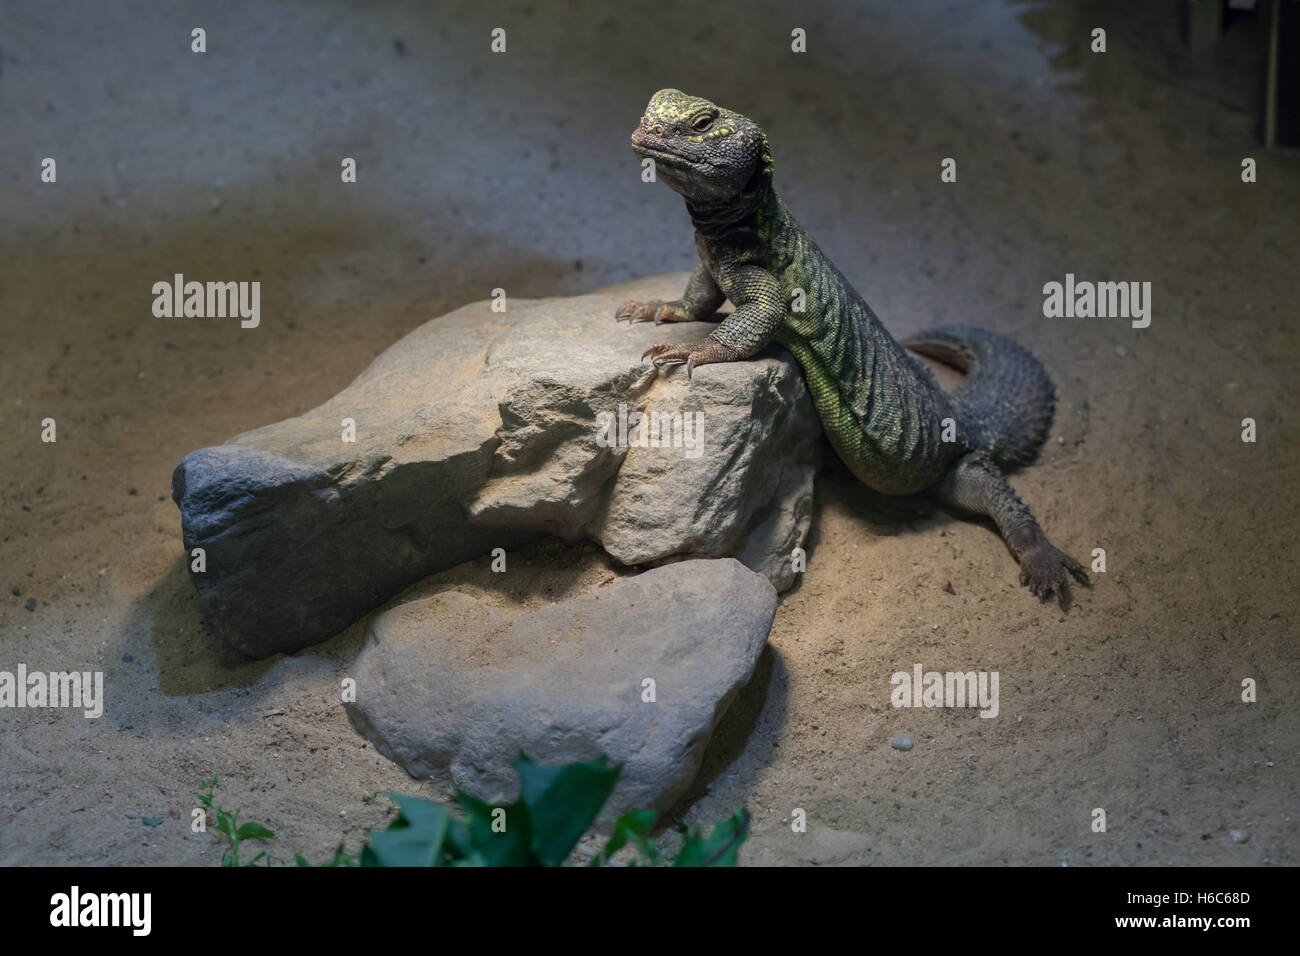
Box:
[641,343,691,367]
[1018,543,1084,604]
[1063,552,1091,587]
[619,299,678,323]
[642,339,739,377]
[652,302,693,323]
[617,299,658,322]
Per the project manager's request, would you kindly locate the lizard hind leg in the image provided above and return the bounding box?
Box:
[931,451,1089,604]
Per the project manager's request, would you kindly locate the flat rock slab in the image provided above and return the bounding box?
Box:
[343,558,778,814]
[172,274,820,657]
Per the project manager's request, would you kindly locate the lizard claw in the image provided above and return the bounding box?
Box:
[641,343,687,364]
[617,299,691,324]
[641,340,739,378]
[1018,542,1090,606]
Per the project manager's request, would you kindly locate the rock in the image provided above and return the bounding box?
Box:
[172,275,820,657]
[891,737,913,751]
[344,558,777,815]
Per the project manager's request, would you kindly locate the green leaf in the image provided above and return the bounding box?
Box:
[443,818,473,860]
[592,808,659,866]
[459,791,537,866]
[367,825,447,866]
[385,793,448,830]
[235,821,275,841]
[213,813,238,840]
[673,809,750,867]
[366,799,450,867]
[514,753,622,866]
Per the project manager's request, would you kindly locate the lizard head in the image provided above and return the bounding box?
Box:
[631,89,774,204]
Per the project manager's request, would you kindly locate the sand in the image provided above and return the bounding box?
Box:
[0,0,1295,865]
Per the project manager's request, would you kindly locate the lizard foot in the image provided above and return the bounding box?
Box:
[616,298,694,324]
[1018,542,1090,604]
[642,339,741,378]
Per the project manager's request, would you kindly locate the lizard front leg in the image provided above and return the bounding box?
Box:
[931,450,1089,604]
[616,261,726,324]
[642,267,784,377]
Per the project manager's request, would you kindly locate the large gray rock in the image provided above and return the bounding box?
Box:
[343,558,777,814]
[172,274,820,657]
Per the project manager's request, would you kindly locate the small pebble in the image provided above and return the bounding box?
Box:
[891,737,913,751]
[122,653,133,663]
[1115,345,1127,357]
[10,586,19,596]
[24,597,36,612]
[1229,830,1249,844]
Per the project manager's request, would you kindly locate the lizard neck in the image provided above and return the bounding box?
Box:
[685,169,778,240]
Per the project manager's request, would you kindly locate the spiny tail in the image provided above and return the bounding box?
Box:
[902,324,1055,469]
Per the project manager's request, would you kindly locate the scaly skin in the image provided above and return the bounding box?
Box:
[619,89,1088,603]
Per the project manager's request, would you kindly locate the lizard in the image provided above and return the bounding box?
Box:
[616,89,1088,602]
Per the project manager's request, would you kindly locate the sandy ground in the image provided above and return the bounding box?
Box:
[1,0,1296,865]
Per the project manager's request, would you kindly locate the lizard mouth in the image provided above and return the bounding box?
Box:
[631,140,696,170]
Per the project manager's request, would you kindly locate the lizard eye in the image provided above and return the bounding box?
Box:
[691,113,715,132]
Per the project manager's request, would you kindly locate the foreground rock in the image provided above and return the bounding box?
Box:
[172,274,820,657]
[344,559,777,814]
